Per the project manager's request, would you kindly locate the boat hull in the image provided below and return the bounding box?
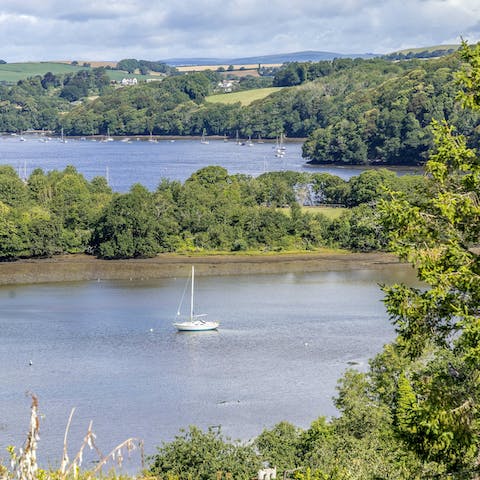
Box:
[174,321,219,331]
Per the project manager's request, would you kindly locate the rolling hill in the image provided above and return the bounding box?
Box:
[161,50,378,66]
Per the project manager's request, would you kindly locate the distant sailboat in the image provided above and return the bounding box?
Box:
[274,133,286,157]
[102,128,114,142]
[173,266,219,332]
[201,129,209,145]
[18,160,28,183]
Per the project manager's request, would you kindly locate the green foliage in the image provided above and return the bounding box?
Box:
[0,164,427,260]
[255,422,302,471]
[91,184,160,259]
[374,41,480,475]
[300,53,480,165]
[148,426,260,480]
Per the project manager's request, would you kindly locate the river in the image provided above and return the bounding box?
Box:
[0,266,420,472]
[0,134,419,192]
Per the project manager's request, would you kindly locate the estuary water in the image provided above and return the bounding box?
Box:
[0,134,417,192]
[0,266,420,471]
[0,136,422,472]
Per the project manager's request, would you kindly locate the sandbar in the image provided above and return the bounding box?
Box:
[0,251,406,285]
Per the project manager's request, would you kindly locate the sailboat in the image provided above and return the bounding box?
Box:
[200,129,209,145]
[173,266,219,331]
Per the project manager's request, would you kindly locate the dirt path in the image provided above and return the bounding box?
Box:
[0,251,404,285]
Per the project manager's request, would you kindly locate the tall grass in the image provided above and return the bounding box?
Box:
[2,395,143,480]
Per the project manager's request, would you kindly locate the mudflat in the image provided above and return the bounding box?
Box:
[0,251,403,285]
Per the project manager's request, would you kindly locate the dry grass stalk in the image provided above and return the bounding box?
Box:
[2,395,144,480]
[7,394,40,480]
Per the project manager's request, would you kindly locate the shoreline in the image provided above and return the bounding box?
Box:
[0,251,405,285]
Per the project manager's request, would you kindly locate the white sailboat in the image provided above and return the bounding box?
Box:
[173,266,219,331]
[200,129,209,144]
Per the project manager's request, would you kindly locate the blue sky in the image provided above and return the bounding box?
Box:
[1,0,479,62]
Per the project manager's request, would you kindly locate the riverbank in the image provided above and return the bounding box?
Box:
[0,251,404,285]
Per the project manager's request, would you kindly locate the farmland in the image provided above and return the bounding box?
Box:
[205,87,283,106]
[0,61,153,84]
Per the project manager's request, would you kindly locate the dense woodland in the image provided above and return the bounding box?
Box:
[0,164,428,260]
[1,50,480,166]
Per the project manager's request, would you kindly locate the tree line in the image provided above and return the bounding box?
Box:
[0,165,428,261]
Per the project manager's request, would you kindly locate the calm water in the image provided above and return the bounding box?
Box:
[0,266,419,471]
[0,135,417,192]
[0,137,421,471]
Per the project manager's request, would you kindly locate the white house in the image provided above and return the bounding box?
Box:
[120,77,138,86]
[258,467,276,480]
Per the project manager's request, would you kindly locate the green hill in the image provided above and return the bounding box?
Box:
[391,44,459,54]
[383,44,460,60]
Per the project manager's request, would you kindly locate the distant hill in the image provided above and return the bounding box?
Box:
[162,50,378,66]
[382,44,460,60]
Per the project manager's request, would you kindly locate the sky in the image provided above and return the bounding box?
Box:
[0,0,479,62]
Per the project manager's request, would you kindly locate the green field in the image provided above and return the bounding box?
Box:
[0,62,88,83]
[205,87,284,106]
[302,206,347,219]
[280,206,347,220]
[0,62,153,84]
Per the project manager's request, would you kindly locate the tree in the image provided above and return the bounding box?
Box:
[91,184,159,258]
[255,421,302,471]
[375,41,480,475]
[149,426,260,480]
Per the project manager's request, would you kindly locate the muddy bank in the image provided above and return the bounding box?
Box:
[0,251,406,285]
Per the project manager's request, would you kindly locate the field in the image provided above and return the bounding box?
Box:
[205,87,283,106]
[302,206,346,219]
[0,61,153,84]
[0,62,91,83]
[279,206,347,220]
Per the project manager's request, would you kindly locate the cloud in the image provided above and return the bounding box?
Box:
[0,0,477,61]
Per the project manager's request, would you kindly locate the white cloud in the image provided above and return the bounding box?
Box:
[0,0,477,61]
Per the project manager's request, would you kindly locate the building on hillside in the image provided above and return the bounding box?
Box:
[258,467,276,480]
[120,77,138,86]
[217,80,237,93]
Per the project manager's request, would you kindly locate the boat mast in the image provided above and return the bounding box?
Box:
[190,265,194,320]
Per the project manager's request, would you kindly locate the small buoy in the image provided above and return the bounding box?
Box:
[149,328,154,332]
[29,360,33,366]
[304,342,309,347]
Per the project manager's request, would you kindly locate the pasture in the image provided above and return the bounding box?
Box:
[0,61,152,84]
[205,87,283,106]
